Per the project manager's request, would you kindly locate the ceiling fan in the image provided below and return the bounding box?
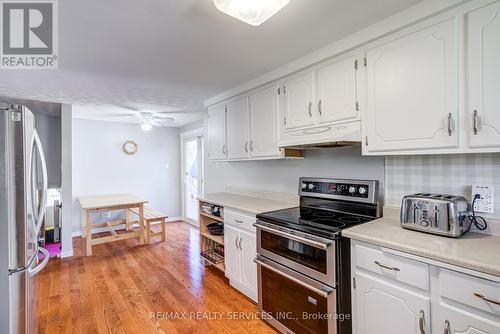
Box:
[108,111,176,131]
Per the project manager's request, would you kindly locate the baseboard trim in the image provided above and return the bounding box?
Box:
[60,250,73,258]
[71,216,184,237]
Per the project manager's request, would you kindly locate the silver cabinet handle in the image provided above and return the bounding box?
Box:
[254,258,333,298]
[318,100,322,115]
[245,142,248,153]
[444,320,450,334]
[255,223,332,250]
[473,110,479,135]
[374,261,400,272]
[238,237,242,250]
[234,219,243,224]
[473,292,500,306]
[222,145,226,155]
[419,310,425,334]
[447,113,453,136]
[308,102,312,117]
[235,236,239,249]
[250,140,254,151]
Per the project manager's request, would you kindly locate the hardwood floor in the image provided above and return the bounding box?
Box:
[37,222,277,334]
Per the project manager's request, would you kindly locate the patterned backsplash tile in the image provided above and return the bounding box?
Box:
[385,153,500,219]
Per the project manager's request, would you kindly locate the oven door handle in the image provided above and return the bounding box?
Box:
[254,223,333,250]
[254,258,333,298]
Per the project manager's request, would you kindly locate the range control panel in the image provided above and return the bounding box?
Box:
[301,181,369,198]
[299,178,379,204]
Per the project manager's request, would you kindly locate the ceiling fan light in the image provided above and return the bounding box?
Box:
[213,0,290,26]
[141,122,153,132]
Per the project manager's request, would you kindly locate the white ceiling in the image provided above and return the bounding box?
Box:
[0,0,423,127]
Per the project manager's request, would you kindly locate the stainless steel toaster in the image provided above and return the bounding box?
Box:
[400,193,470,237]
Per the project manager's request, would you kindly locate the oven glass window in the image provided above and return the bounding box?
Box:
[261,230,327,274]
[261,266,330,334]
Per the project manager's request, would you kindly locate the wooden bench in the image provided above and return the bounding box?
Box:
[127,207,167,244]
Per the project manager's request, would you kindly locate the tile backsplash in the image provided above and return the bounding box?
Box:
[385,153,500,219]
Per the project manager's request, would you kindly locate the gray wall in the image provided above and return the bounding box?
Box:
[205,146,386,197]
[72,119,181,233]
[34,112,62,188]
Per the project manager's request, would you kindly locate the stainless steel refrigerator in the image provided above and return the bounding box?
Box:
[0,105,50,334]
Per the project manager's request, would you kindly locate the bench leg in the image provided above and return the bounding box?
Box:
[146,221,151,244]
[161,219,166,242]
[139,204,145,245]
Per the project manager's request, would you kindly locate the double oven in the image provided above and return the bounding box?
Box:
[254,177,380,334]
[254,221,343,334]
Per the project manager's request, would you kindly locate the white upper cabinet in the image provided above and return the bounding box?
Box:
[467,1,500,149]
[249,85,281,158]
[364,18,459,153]
[316,56,358,125]
[207,102,226,160]
[282,72,315,130]
[226,97,249,159]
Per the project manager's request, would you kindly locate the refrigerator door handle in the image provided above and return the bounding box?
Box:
[28,247,49,276]
[30,130,48,235]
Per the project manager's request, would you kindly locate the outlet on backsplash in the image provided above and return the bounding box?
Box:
[472,184,495,214]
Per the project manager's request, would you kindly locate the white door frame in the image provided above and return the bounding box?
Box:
[180,128,204,227]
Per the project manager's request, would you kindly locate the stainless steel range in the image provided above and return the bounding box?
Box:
[255,177,381,334]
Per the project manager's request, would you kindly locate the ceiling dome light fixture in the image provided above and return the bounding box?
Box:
[141,122,153,132]
[213,0,290,26]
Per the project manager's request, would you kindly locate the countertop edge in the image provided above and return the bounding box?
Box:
[198,193,297,216]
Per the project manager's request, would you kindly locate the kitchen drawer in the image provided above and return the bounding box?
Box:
[354,243,429,290]
[224,209,256,232]
[439,269,500,317]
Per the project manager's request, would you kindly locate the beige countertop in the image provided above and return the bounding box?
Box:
[198,192,297,215]
[343,208,500,277]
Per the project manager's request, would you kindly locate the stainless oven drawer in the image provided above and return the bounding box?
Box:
[255,256,337,334]
[255,220,336,287]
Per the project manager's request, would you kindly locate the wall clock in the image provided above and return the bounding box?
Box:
[123,141,138,155]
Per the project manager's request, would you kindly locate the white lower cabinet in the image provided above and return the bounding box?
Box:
[355,272,430,334]
[352,240,500,334]
[223,215,257,302]
[438,303,500,334]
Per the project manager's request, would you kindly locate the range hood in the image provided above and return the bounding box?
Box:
[286,141,361,150]
[278,120,362,149]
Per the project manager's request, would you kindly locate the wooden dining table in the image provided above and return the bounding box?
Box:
[79,193,148,256]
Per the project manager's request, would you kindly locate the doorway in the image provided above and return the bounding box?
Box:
[181,129,204,226]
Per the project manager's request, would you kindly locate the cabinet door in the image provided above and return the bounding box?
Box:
[467,2,500,148]
[438,303,500,334]
[226,97,249,159]
[223,226,240,282]
[316,56,358,124]
[355,273,430,334]
[249,85,281,158]
[282,72,315,130]
[365,18,459,153]
[207,103,227,160]
[238,230,257,300]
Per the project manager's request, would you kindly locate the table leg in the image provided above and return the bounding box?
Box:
[125,209,132,231]
[85,209,93,256]
[81,210,86,239]
[139,204,145,245]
